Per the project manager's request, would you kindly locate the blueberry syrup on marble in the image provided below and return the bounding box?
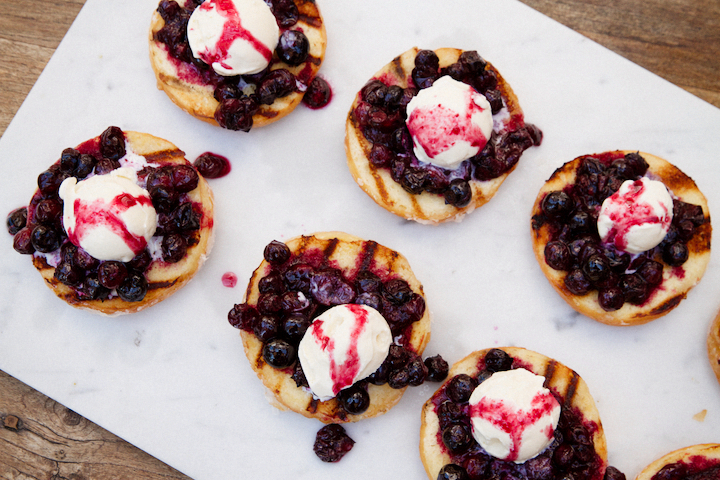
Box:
[351,49,542,207]
[155,0,323,131]
[531,151,706,312]
[8,126,205,303]
[222,271,238,287]
[433,349,616,480]
[193,152,232,178]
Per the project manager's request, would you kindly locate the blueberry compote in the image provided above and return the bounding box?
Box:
[228,239,446,419]
[532,152,707,312]
[433,349,608,480]
[350,50,542,208]
[8,126,205,303]
[154,0,323,131]
[651,456,720,480]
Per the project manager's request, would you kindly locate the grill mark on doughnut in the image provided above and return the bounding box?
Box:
[323,237,339,259]
[295,235,313,255]
[543,359,557,388]
[307,398,319,414]
[564,369,580,407]
[391,55,405,80]
[143,149,183,164]
[372,167,391,206]
[650,295,683,316]
[359,240,378,271]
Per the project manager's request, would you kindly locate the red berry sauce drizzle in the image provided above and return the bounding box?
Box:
[154,0,328,131]
[308,304,369,396]
[651,455,720,480]
[433,349,610,480]
[7,126,206,303]
[531,151,707,312]
[351,49,542,208]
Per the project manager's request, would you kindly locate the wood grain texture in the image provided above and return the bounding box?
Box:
[0,0,718,478]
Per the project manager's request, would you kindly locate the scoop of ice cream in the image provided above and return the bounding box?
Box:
[405,75,493,170]
[59,168,157,262]
[187,0,279,76]
[597,177,674,254]
[298,304,392,401]
[469,368,561,463]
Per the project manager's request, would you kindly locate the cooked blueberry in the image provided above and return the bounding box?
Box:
[282,313,310,341]
[263,240,291,264]
[310,271,355,306]
[6,207,27,235]
[99,126,126,161]
[257,69,295,104]
[54,261,84,286]
[12,228,35,254]
[407,355,429,386]
[542,191,573,219]
[97,261,127,289]
[30,225,60,253]
[637,259,663,285]
[262,339,296,368]
[276,29,309,66]
[193,152,231,179]
[313,424,354,463]
[284,263,314,293]
[484,348,513,373]
[564,269,591,295]
[228,303,259,331]
[382,278,413,305]
[338,384,370,415]
[437,464,469,480]
[302,76,332,109]
[254,315,280,343]
[355,270,382,293]
[598,287,624,311]
[619,273,648,305]
[60,148,80,172]
[424,355,449,382]
[117,272,148,302]
[545,241,571,270]
[663,241,689,266]
[444,179,472,208]
[161,233,187,263]
[388,368,410,389]
[603,466,627,480]
[446,374,477,403]
[442,424,473,453]
[582,254,610,283]
[355,292,382,310]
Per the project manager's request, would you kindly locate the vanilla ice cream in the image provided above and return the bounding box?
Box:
[298,304,392,401]
[59,168,157,262]
[405,75,494,170]
[469,368,561,463]
[187,0,279,76]
[597,177,674,254]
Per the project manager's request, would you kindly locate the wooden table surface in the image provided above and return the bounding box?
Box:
[1,0,719,478]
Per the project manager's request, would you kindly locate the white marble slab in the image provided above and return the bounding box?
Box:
[1,0,719,478]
